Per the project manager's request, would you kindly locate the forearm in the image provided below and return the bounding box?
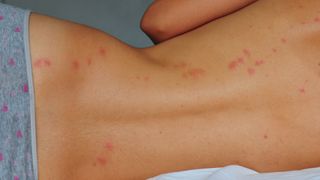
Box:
[141,0,257,43]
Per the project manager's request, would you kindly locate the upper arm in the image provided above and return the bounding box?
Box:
[141,0,257,43]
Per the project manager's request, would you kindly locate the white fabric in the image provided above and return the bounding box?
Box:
[148,165,320,180]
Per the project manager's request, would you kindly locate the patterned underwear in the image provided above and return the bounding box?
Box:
[0,2,38,180]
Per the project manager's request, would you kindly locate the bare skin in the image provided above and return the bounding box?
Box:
[29,0,320,179]
[141,0,257,43]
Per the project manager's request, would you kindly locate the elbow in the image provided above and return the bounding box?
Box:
[140,14,173,43]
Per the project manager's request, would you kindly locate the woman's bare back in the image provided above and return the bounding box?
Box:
[29,0,320,179]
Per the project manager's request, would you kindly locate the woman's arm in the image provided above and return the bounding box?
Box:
[141,0,257,43]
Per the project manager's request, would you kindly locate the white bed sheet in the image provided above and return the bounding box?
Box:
[148,165,320,180]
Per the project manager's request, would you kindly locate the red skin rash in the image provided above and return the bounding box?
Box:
[298,80,309,94]
[228,58,245,71]
[281,38,287,44]
[237,57,245,64]
[247,68,256,76]
[135,75,150,82]
[264,134,268,139]
[182,68,206,79]
[299,88,306,94]
[314,17,320,23]
[228,60,243,70]
[96,157,107,166]
[99,47,107,57]
[33,58,52,68]
[255,60,265,66]
[243,49,251,58]
[228,61,238,70]
[105,142,114,151]
[272,48,278,53]
[72,60,80,70]
[144,76,150,82]
[87,58,92,66]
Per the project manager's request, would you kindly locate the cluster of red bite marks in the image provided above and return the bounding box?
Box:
[71,47,106,70]
[171,62,206,79]
[298,6,320,25]
[135,75,150,82]
[227,48,269,77]
[92,141,114,168]
[227,28,294,77]
[33,58,52,68]
[33,47,107,71]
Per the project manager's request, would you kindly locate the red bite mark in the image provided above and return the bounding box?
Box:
[0,152,3,161]
[228,61,239,70]
[44,60,51,66]
[264,134,268,139]
[33,58,52,68]
[185,68,206,78]
[72,61,80,69]
[14,176,19,180]
[96,157,107,166]
[314,17,320,23]
[1,104,8,112]
[144,76,150,82]
[247,68,256,76]
[272,48,278,53]
[228,58,244,71]
[255,60,265,66]
[0,16,3,21]
[237,57,244,64]
[16,130,23,138]
[281,38,287,44]
[299,88,306,94]
[23,83,29,93]
[87,58,92,66]
[99,47,107,56]
[105,142,114,151]
[243,49,251,57]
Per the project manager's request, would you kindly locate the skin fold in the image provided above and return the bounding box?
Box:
[28,0,320,179]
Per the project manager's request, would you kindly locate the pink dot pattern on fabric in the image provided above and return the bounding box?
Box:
[16,130,23,138]
[14,27,21,32]
[23,83,28,93]
[0,3,37,179]
[1,104,8,112]
[8,58,15,66]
